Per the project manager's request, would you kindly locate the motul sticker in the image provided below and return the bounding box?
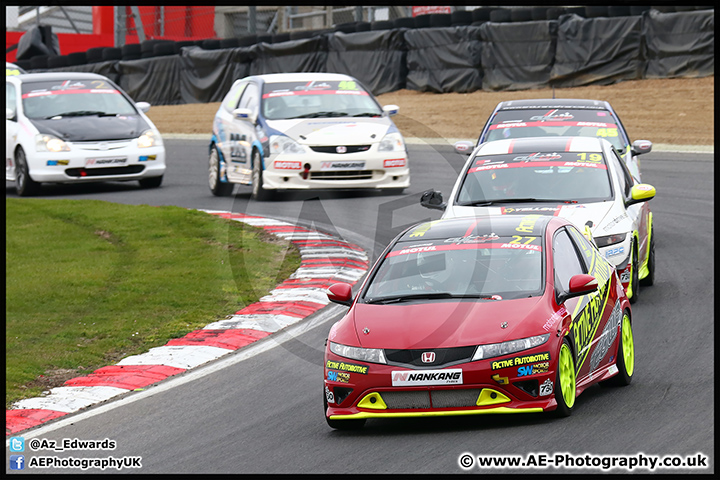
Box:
[383,158,406,168]
[391,369,462,386]
[273,161,301,170]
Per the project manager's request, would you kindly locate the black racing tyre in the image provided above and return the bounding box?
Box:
[251,149,270,201]
[138,175,163,188]
[15,148,41,197]
[553,339,576,417]
[324,390,366,430]
[640,227,655,287]
[629,239,640,304]
[209,146,234,196]
[600,311,634,387]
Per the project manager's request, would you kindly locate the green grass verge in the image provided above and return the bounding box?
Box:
[5,199,301,407]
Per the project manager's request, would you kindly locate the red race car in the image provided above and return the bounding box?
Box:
[323,214,634,429]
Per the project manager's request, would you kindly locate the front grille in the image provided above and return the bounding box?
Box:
[309,170,374,180]
[431,389,482,408]
[310,145,371,154]
[385,346,477,368]
[65,165,144,177]
[379,389,483,409]
[382,391,431,409]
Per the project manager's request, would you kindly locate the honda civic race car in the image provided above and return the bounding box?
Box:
[461,98,652,183]
[421,136,656,303]
[209,72,409,200]
[323,215,634,430]
[6,72,166,196]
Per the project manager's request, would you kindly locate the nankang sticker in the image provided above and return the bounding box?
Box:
[391,369,462,386]
[491,352,550,370]
[320,161,365,171]
[539,378,554,396]
[326,360,369,375]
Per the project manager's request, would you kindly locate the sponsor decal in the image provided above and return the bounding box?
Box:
[539,378,554,396]
[325,385,335,404]
[605,246,625,258]
[408,221,441,237]
[529,110,574,121]
[326,360,369,375]
[138,155,156,162]
[491,352,551,371]
[603,214,629,232]
[620,270,631,283]
[383,158,406,168]
[391,369,462,386]
[46,160,70,166]
[444,233,499,245]
[571,278,611,370]
[492,373,509,385]
[542,306,568,332]
[590,302,622,371]
[327,370,351,383]
[85,157,127,167]
[513,152,563,161]
[499,243,541,251]
[273,161,302,170]
[502,206,560,215]
[517,362,550,376]
[515,214,543,233]
[320,161,365,171]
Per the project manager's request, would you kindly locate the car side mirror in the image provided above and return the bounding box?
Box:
[631,139,652,156]
[626,183,656,207]
[382,104,399,116]
[326,283,353,307]
[135,102,151,113]
[6,107,16,120]
[558,273,598,304]
[454,140,474,156]
[233,107,256,123]
[420,189,446,211]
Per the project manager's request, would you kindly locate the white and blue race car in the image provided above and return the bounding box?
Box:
[209,72,409,200]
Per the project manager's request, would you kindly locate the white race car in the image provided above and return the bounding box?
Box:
[6,72,166,196]
[421,136,656,303]
[209,72,409,200]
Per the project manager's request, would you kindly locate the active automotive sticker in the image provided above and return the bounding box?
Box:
[391,369,462,386]
[491,352,551,371]
[539,378,554,396]
[327,370,351,383]
[326,360,369,375]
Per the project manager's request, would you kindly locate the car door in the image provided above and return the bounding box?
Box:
[6,80,19,180]
[225,81,260,183]
[215,81,248,171]
[553,226,617,382]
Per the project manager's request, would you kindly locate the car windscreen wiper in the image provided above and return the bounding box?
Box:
[364,292,498,304]
[287,111,349,119]
[456,198,578,207]
[352,112,381,117]
[46,111,112,118]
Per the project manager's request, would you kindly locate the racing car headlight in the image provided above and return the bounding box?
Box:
[472,334,550,361]
[329,341,387,365]
[378,132,405,152]
[594,232,627,248]
[138,129,159,148]
[35,134,70,153]
[269,134,305,155]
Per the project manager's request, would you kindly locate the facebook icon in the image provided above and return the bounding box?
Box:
[10,455,25,470]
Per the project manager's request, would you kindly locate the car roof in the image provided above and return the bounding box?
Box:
[248,72,356,84]
[495,98,612,110]
[476,136,606,155]
[398,215,556,243]
[9,71,110,83]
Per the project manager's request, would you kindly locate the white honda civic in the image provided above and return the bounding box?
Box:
[209,72,409,200]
